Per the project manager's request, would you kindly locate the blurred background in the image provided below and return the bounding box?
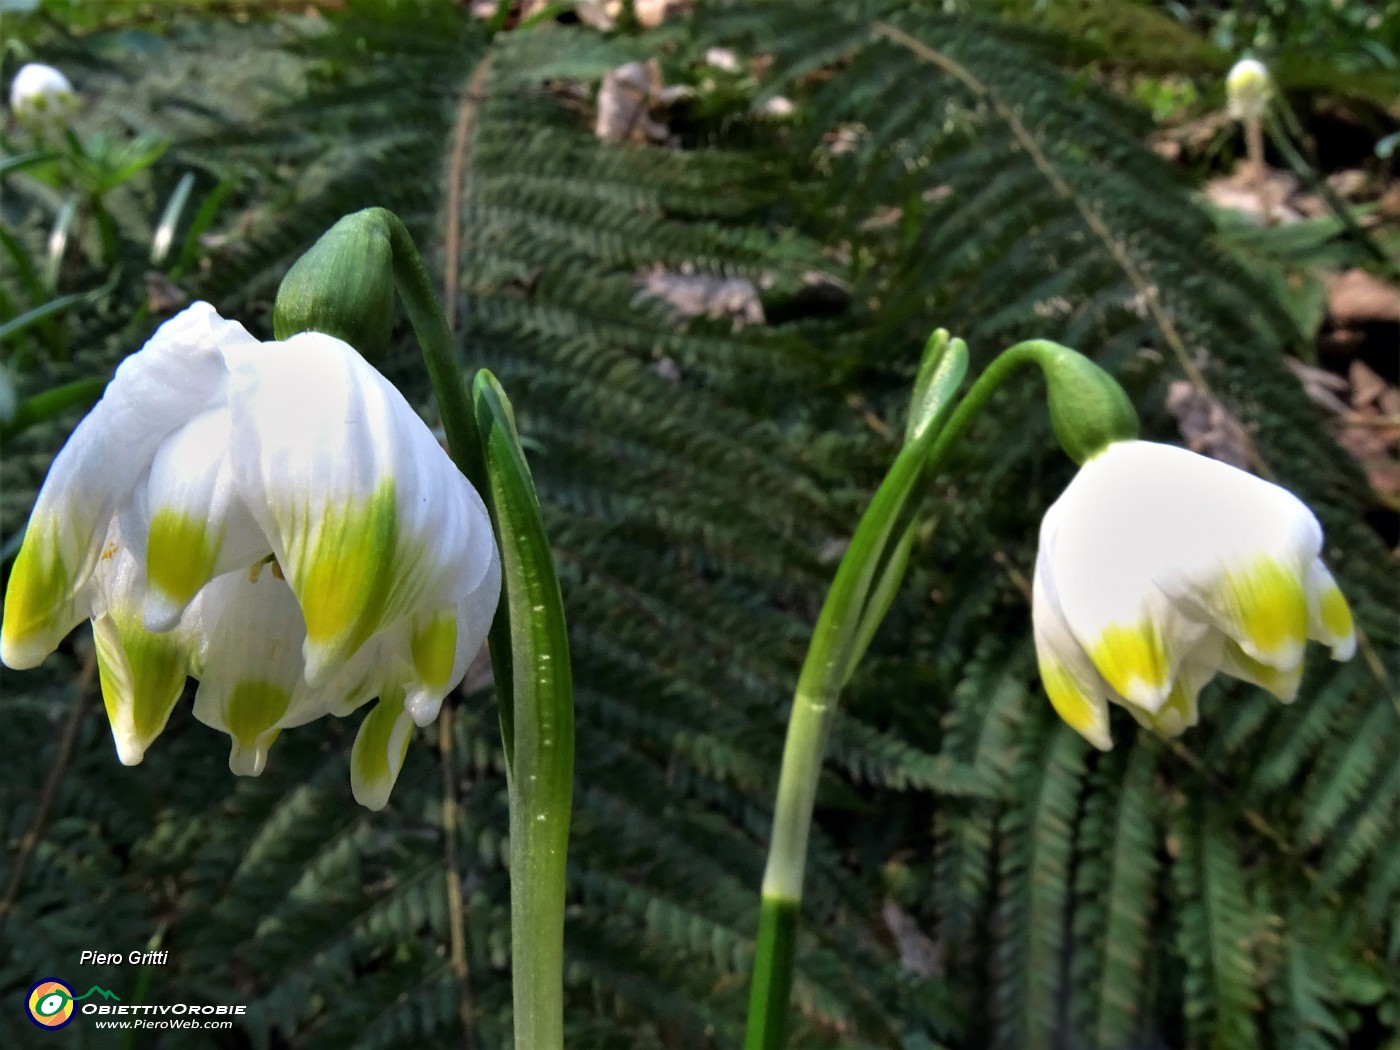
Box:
[1,1,1397,1046]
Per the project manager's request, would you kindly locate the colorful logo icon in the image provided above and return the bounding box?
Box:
[26,979,75,1029]
[25,980,121,1030]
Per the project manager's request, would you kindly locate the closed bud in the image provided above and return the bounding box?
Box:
[1039,344,1139,464]
[1227,57,1273,122]
[273,208,396,363]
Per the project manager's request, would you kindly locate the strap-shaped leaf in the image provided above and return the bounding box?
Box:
[473,368,573,1050]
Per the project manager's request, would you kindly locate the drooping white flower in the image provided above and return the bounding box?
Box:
[1227,57,1273,122]
[1,302,500,808]
[1032,440,1355,749]
[9,63,79,129]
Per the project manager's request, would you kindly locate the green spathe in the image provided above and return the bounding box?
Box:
[1040,344,1139,464]
[273,209,396,362]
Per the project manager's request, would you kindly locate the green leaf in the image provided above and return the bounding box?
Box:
[473,368,573,1050]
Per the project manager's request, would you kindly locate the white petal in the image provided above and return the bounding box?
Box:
[139,408,270,631]
[350,690,416,811]
[1032,523,1114,750]
[1,303,248,668]
[224,331,497,686]
[1304,559,1356,661]
[188,569,333,777]
[88,524,192,765]
[403,550,502,727]
[1219,637,1303,703]
[1142,646,1219,735]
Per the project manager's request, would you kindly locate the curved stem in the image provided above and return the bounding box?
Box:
[375,212,569,1049]
[379,212,479,483]
[376,209,517,749]
[745,340,1055,1049]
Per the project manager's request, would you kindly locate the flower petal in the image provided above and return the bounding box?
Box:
[350,690,416,811]
[224,331,497,686]
[1141,655,1216,736]
[1304,559,1355,661]
[1,303,249,668]
[1032,532,1114,750]
[89,531,191,765]
[1219,637,1303,703]
[140,408,270,631]
[188,569,331,777]
[1198,554,1310,673]
[404,551,502,726]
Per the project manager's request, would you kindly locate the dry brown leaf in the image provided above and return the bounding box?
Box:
[1327,268,1400,326]
[144,272,189,315]
[595,61,668,143]
[1147,110,1232,161]
[1204,165,1302,224]
[634,0,690,27]
[1285,356,1352,415]
[1326,169,1370,200]
[1165,381,1254,470]
[881,900,941,979]
[635,265,765,329]
[1350,360,1388,409]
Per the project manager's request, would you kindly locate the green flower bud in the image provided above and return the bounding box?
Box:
[273,208,396,363]
[1040,344,1139,464]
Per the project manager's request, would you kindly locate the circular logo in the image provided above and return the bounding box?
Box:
[27,979,76,1029]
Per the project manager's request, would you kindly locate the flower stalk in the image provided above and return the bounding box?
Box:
[276,209,573,1049]
[744,337,1132,1049]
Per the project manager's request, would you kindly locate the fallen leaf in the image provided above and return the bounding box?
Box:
[1285,357,1352,415]
[144,271,189,314]
[881,900,941,979]
[1327,268,1400,326]
[704,47,741,73]
[595,61,669,144]
[634,0,690,27]
[1166,380,1254,469]
[1204,165,1302,224]
[635,265,765,328]
[1350,360,1388,409]
[1326,169,1370,200]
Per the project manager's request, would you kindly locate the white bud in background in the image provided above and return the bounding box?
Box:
[9,62,79,129]
[1226,57,1273,122]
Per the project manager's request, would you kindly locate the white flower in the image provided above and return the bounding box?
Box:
[1227,57,1273,121]
[1032,440,1355,750]
[1,302,501,808]
[9,63,79,129]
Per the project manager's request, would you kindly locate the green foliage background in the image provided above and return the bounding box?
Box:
[1,1,1398,1047]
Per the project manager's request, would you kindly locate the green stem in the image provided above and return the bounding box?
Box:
[380,211,479,487]
[377,209,517,751]
[744,339,1061,1049]
[364,213,570,1048]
